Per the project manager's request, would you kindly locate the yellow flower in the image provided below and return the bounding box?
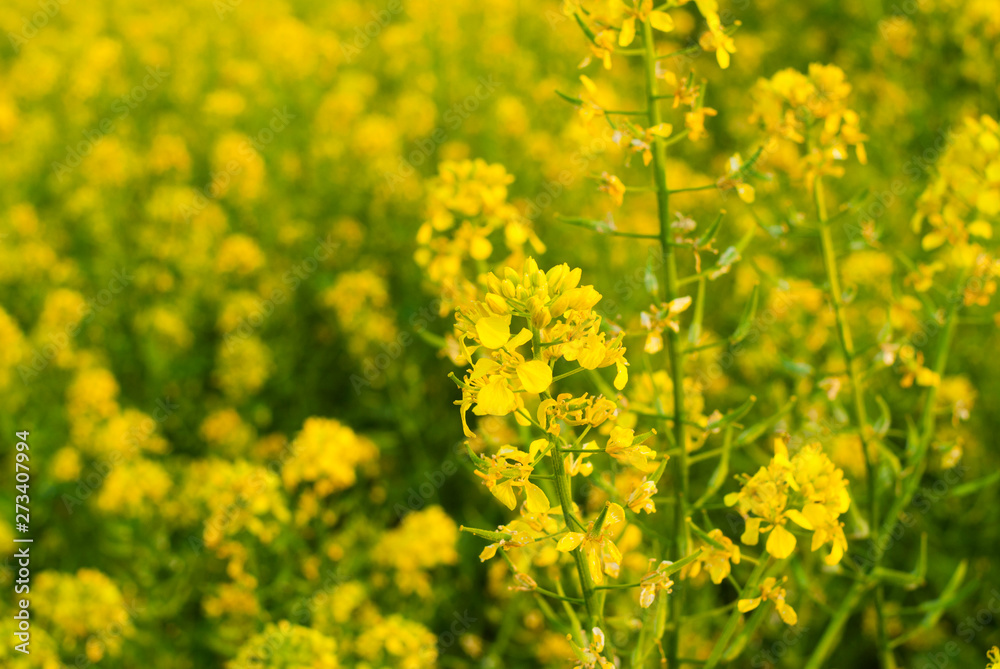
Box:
[738,576,797,625]
[619,0,674,47]
[454,258,629,435]
[474,446,550,512]
[726,439,851,563]
[573,626,615,669]
[556,503,625,585]
[599,172,626,206]
[683,529,741,584]
[605,426,657,472]
[685,107,718,142]
[639,559,675,608]
[626,478,658,514]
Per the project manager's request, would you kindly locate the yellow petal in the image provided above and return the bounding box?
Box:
[738,596,761,613]
[648,10,674,32]
[969,220,993,239]
[619,17,636,46]
[784,508,814,530]
[470,358,500,380]
[921,231,947,251]
[765,524,797,559]
[605,503,626,530]
[614,359,629,390]
[474,377,516,416]
[716,46,730,69]
[586,544,604,584]
[824,539,845,566]
[639,584,656,608]
[507,327,533,349]
[476,315,512,349]
[479,543,499,561]
[648,123,673,137]
[776,601,798,625]
[557,532,585,552]
[741,517,761,545]
[491,480,517,510]
[523,481,551,513]
[517,360,553,394]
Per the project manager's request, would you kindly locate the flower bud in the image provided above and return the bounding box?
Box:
[485,293,509,315]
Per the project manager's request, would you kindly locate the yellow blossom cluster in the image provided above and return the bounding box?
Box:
[180,459,292,550]
[725,438,851,565]
[374,506,460,597]
[354,614,439,669]
[738,576,797,625]
[282,418,379,497]
[453,257,628,436]
[229,621,339,669]
[416,160,546,316]
[321,269,399,356]
[32,569,135,663]
[749,64,868,188]
[912,115,999,266]
[565,0,736,70]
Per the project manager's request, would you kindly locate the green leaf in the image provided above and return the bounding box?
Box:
[873,394,892,437]
[730,283,759,343]
[697,211,725,248]
[950,469,1000,497]
[736,396,796,445]
[555,89,584,106]
[573,12,598,43]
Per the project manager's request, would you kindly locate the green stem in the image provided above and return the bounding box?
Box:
[702,557,769,669]
[802,580,871,669]
[816,176,892,667]
[642,18,689,669]
[878,272,966,541]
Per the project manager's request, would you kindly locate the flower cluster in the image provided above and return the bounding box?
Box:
[281,418,379,497]
[556,502,626,585]
[738,576,797,625]
[229,622,339,669]
[749,64,868,188]
[32,569,135,663]
[912,115,999,266]
[725,438,851,565]
[415,160,546,316]
[374,506,460,597]
[453,257,628,436]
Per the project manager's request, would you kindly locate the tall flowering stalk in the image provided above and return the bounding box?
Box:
[419,2,999,667]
